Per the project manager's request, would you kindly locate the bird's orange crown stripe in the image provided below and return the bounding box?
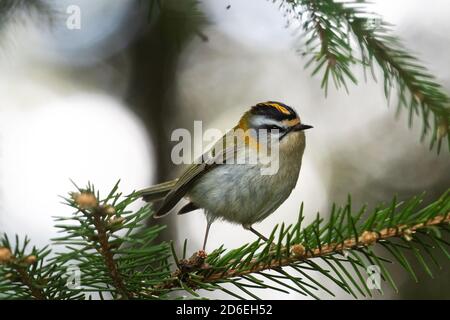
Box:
[265,102,291,115]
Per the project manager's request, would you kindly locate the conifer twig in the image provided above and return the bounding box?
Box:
[157,213,449,291]
[2,255,45,300]
[12,264,45,300]
[91,210,131,299]
[74,192,132,299]
[285,0,450,150]
[2,184,449,300]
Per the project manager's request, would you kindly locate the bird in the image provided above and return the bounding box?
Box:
[139,101,312,250]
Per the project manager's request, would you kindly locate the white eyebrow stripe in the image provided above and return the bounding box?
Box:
[250,116,286,128]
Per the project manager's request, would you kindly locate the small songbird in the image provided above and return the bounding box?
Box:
[139,101,312,250]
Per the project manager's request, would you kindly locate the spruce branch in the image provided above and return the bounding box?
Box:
[0,243,45,300]
[10,263,45,300]
[172,214,449,284]
[0,236,83,300]
[86,203,131,299]
[67,189,132,299]
[299,0,356,95]
[1,184,449,300]
[157,190,450,299]
[51,181,172,299]
[283,0,450,151]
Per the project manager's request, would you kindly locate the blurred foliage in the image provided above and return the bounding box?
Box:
[0,0,52,29]
[145,0,207,50]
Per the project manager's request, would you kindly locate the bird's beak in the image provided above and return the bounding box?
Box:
[292,123,313,131]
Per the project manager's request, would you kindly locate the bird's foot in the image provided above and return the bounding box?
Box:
[242,224,270,242]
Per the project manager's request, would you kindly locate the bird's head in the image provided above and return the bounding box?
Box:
[237,101,313,142]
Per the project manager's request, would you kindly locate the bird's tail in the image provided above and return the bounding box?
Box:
[138,179,178,202]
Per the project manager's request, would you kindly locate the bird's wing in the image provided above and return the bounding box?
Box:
[154,162,210,217]
[139,179,178,202]
[177,202,200,215]
[154,131,245,217]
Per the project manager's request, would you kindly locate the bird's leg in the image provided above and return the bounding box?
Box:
[242,224,269,242]
[202,220,212,251]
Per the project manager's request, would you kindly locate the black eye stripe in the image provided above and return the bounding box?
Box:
[257,124,286,131]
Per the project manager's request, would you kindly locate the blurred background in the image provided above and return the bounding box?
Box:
[0,0,449,299]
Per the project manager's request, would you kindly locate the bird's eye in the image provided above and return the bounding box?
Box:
[269,125,284,131]
[260,124,284,132]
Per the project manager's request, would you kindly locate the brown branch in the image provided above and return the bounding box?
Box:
[91,210,131,300]
[1,246,45,299]
[207,214,449,281]
[310,7,337,68]
[157,213,449,291]
[73,191,131,299]
[12,264,46,300]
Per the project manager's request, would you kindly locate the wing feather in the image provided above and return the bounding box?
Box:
[154,131,246,217]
